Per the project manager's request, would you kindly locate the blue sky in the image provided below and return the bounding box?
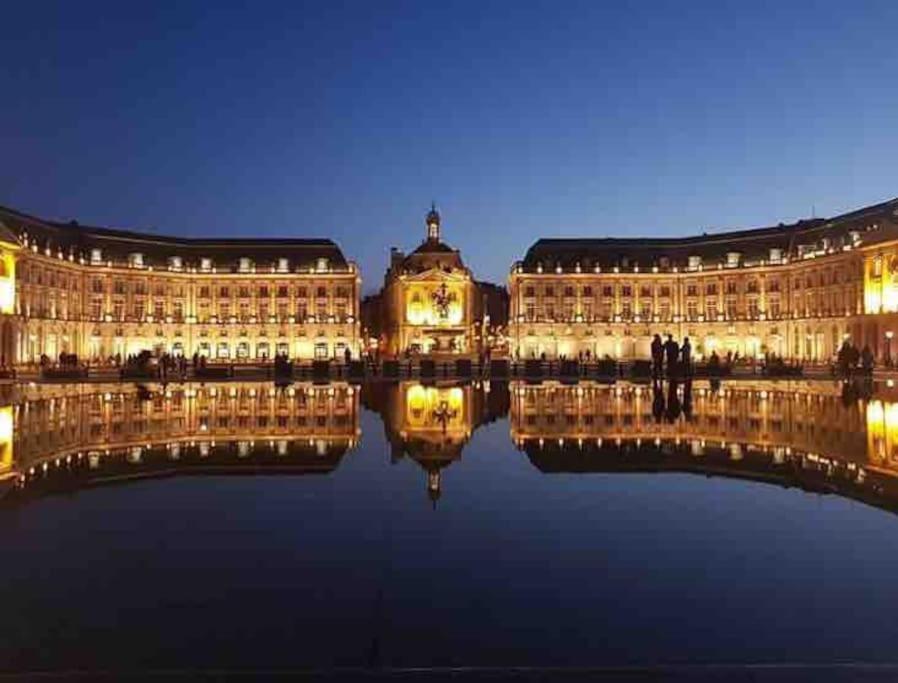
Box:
[2,0,897,290]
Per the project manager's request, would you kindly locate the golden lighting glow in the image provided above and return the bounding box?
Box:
[405,285,464,326]
[864,255,898,314]
[405,384,465,428]
[866,400,898,464]
[0,406,13,477]
[0,252,15,314]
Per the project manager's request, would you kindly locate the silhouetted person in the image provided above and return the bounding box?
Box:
[862,345,874,374]
[708,350,721,376]
[681,337,692,375]
[651,334,663,379]
[849,344,860,375]
[837,340,852,377]
[664,335,679,377]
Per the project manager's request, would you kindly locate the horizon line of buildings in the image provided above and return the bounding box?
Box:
[1,195,897,365]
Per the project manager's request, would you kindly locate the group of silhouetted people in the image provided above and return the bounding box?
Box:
[650,333,692,379]
[836,340,874,378]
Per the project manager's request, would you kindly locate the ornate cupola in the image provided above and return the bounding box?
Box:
[426,202,441,242]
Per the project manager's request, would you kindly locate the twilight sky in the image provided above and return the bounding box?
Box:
[2,1,897,291]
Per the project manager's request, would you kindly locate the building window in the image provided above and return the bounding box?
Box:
[314,342,328,359]
[726,299,737,319]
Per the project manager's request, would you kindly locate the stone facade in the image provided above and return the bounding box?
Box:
[373,206,489,357]
[508,197,898,363]
[0,205,360,365]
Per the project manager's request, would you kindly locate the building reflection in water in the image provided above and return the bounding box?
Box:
[1,382,360,501]
[362,380,509,505]
[509,378,898,512]
[5,377,898,514]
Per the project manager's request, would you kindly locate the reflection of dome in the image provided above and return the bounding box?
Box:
[427,468,442,509]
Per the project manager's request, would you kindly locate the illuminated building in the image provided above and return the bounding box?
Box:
[372,205,503,356]
[508,197,898,362]
[0,205,360,364]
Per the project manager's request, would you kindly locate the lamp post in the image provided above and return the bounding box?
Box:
[886,331,894,367]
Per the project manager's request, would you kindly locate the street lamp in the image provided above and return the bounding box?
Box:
[886,330,894,367]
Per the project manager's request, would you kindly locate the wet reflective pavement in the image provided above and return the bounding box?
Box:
[2,378,898,678]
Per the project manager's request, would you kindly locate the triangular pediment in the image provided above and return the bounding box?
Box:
[403,267,470,283]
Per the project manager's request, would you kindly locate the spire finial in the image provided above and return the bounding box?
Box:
[426,202,441,242]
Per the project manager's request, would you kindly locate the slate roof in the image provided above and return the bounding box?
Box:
[0,204,350,271]
[520,197,898,271]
